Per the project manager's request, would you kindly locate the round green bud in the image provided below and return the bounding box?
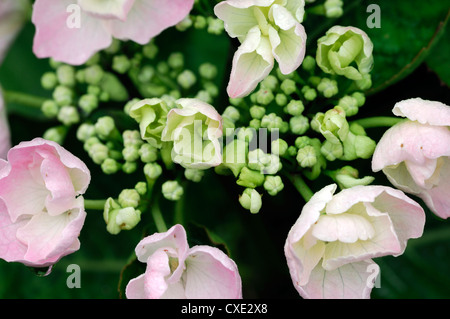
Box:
[57,105,79,126]
[41,100,59,118]
[144,162,162,180]
[42,126,67,144]
[237,167,265,188]
[118,189,141,208]
[261,113,285,132]
[324,0,344,18]
[317,78,339,98]
[285,100,305,116]
[338,95,359,117]
[176,15,193,31]
[78,94,99,114]
[280,79,296,95]
[177,70,197,89]
[41,72,58,90]
[302,86,317,101]
[142,42,158,59]
[49,58,62,69]
[239,188,262,214]
[195,90,213,104]
[296,145,317,168]
[290,115,310,135]
[122,146,140,162]
[76,123,96,142]
[199,63,218,80]
[194,15,207,29]
[135,182,147,196]
[95,116,116,139]
[168,52,184,70]
[287,145,297,157]
[302,55,316,72]
[229,97,244,107]
[207,17,224,35]
[184,168,205,183]
[294,136,312,149]
[56,65,76,87]
[83,136,101,152]
[249,105,265,120]
[255,88,274,105]
[260,75,278,91]
[223,106,240,123]
[123,130,143,148]
[112,55,131,74]
[321,140,344,161]
[352,91,366,107]
[203,81,219,97]
[271,138,288,157]
[248,149,282,175]
[84,64,104,85]
[264,175,284,196]
[138,65,155,83]
[101,158,120,174]
[53,85,73,106]
[162,180,184,201]
[249,118,261,129]
[275,93,288,106]
[237,127,255,143]
[139,143,158,163]
[89,143,109,164]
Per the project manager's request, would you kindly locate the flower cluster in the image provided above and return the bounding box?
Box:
[0,0,447,301]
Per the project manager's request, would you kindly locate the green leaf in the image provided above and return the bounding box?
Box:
[426,21,450,86]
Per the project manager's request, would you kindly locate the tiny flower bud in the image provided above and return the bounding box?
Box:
[207,17,224,35]
[248,149,282,175]
[223,106,240,123]
[135,182,147,196]
[84,64,105,85]
[142,42,158,59]
[41,72,58,90]
[302,86,317,101]
[324,0,343,18]
[260,75,278,91]
[139,143,158,163]
[222,139,248,177]
[261,113,286,132]
[78,94,99,115]
[280,79,296,95]
[89,143,109,164]
[275,93,288,106]
[352,92,366,107]
[104,197,141,235]
[249,118,261,129]
[53,85,73,106]
[41,100,59,118]
[56,65,76,87]
[102,158,121,174]
[76,123,96,142]
[176,15,193,31]
[285,100,305,116]
[194,15,207,29]
[123,130,143,147]
[264,175,284,196]
[302,55,316,72]
[199,63,218,80]
[162,180,184,201]
[239,188,262,214]
[144,162,163,180]
[237,127,254,143]
[296,145,317,168]
[42,126,67,144]
[338,95,359,117]
[168,52,184,70]
[118,189,141,208]
[184,168,205,182]
[237,167,265,188]
[255,88,274,105]
[57,105,79,125]
[317,78,339,98]
[290,115,310,135]
[320,140,344,161]
[328,165,375,189]
[95,116,116,140]
[271,138,288,156]
[112,55,131,74]
[122,146,140,162]
[249,105,265,120]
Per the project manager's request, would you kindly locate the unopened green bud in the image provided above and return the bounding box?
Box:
[280,79,296,95]
[290,115,310,135]
[342,132,376,160]
[144,162,162,180]
[122,130,143,147]
[43,126,67,144]
[176,15,193,31]
[194,15,207,29]
[203,81,219,97]
[222,139,248,177]
[355,73,372,90]
[261,113,285,132]
[177,70,197,89]
[271,138,288,156]
[249,118,261,129]
[297,145,317,168]
[317,78,338,98]
[321,140,344,161]
[168,52,184,70]
[53,85,73,106]
[248,149,282,175]
[83,136,101,152]
[118,189,141,208]
[237,127,254,143]
[95,116,116,139]
[143,42,158,59]
[56,65,76,87]
[86,52,100,66]
[302,55,316,72]
[112,55,131,74]
[88,143,109,164]
[41,100,59,118]
[302,86,317,101]
[352,92,366,107]
[223,106,240,123]
[264,175,284,196]
[41,72,58,90]
[239,188,262,214]
[229,97,244,107]
[207,17,224,35]
[184,168,204,182]
[76,123,96,142]
[199,63,218,80]
[330,165,375,189]
[260,75,278,91]
[275,93,288,106]
[249,105,265,120]
[135,182,147,196]
[78,94,99,114]
[285,100,305,116]
[324,0,343,18]
[102,158,120,174]
[338,95,359,117]
[139,143,158,163]
[122,146,140,162]
[162,180,184,201]
[195,90,212,104]
[57,105,79,125]
[255,88,274,105]
[294,136,312,149]
[105,201,141,234]
[237,167,265,188]
[287,145,297,157]
[84,64,104,85]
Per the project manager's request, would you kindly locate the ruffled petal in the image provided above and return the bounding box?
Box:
[32,0,112,65]
[78,0,134,20]
[392,98,450,126]
[214,2,258,38]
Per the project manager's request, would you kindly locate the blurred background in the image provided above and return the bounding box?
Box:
[0,0,449,299]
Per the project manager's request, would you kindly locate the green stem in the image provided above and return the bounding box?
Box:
[286,173,314,202]
[151,199,168,233]
[2,90,47,109]
[351,116,404,129]
[84,199,107,210]
[173,182,187,226]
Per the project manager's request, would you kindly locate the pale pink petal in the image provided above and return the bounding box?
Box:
[220,0,275,9]
[214,2,258,38]
[184,245,242,299]
[299,259,378,299]
[78,0,135,20]
[392,98,450,126]
[0,0,27,64]
[372,121,450,172]
[32,0,112,65]
[0,198,28,263]
[15,197,85,267]
[109,0,194,44]
[423,160,450,219]
[0,90,10,159]
[227,26,274,98]
[125,274,147,299]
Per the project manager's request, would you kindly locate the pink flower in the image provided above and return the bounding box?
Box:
[32,0,195,65]
[0,138,91,268]
[126,224,242,299]
[0,90,10,159]
[215,0,307,98]
[0,0,28,64]
[372,98,450,219]
[284,184,425,299]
